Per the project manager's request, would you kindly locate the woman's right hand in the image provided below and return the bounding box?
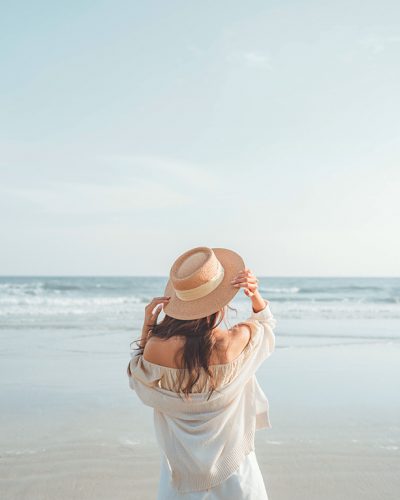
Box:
[230,268,267,312]
[230,268,259,297]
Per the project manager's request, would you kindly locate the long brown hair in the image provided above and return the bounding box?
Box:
[132,304,237,401]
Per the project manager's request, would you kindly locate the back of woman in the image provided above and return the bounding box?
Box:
[127,246,277,499]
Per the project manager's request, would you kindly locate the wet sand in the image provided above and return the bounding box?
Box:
[1,322,399,499]
[1,440,399,500]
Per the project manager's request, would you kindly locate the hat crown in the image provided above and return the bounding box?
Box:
[163,246,245,319]
[170,247,222,291]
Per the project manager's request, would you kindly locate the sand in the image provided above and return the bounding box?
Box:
[1,320,399,499]
[1,440,399,499]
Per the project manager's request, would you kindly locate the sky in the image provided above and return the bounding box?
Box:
[1,0,399,276]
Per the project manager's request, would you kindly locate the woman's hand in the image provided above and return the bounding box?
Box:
[230,268,259,297]
[230,268,267,313]
[140,296,170,347]
[144,296,170,326]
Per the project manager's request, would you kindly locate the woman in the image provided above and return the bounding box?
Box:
[127,246,277,499]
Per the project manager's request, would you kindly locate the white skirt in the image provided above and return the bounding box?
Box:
[156,450,269,500]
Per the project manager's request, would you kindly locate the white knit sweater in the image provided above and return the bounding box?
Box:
[128,302,277,493]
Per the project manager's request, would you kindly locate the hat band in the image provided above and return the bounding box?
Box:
[174,264,225,302]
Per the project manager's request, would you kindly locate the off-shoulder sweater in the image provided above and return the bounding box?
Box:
[128,302,277,493]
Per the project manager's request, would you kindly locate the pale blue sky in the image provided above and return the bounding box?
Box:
[1,0,399,276]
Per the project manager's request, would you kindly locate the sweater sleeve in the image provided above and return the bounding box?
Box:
[241,300,276,362]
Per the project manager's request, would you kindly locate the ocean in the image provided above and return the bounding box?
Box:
[1,275,400,327]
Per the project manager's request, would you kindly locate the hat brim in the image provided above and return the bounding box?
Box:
[162,247,245,320]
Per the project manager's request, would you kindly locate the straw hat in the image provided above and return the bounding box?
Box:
[162,246,245,320]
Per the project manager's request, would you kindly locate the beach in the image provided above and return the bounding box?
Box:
[1,277,399,499]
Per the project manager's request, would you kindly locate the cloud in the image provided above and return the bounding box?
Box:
[0,153,224,221]
[98,154,219,193]
[226,50,272,69]
[184,43,273,70]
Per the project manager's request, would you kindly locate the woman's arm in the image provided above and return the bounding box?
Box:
[250,290,268,313]
[127,297,170,377]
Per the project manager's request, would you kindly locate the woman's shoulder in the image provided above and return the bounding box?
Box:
[142,323,254,369]
[216,323,253,358]
[143,335,185,368]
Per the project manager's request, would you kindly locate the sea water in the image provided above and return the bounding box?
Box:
[1,276,400,328]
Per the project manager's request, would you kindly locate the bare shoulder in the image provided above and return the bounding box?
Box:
[213,323,253,358]
[229,322,253,349]
[143,335,184,367]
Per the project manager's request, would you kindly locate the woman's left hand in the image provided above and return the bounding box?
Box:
[142,296,170,337]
